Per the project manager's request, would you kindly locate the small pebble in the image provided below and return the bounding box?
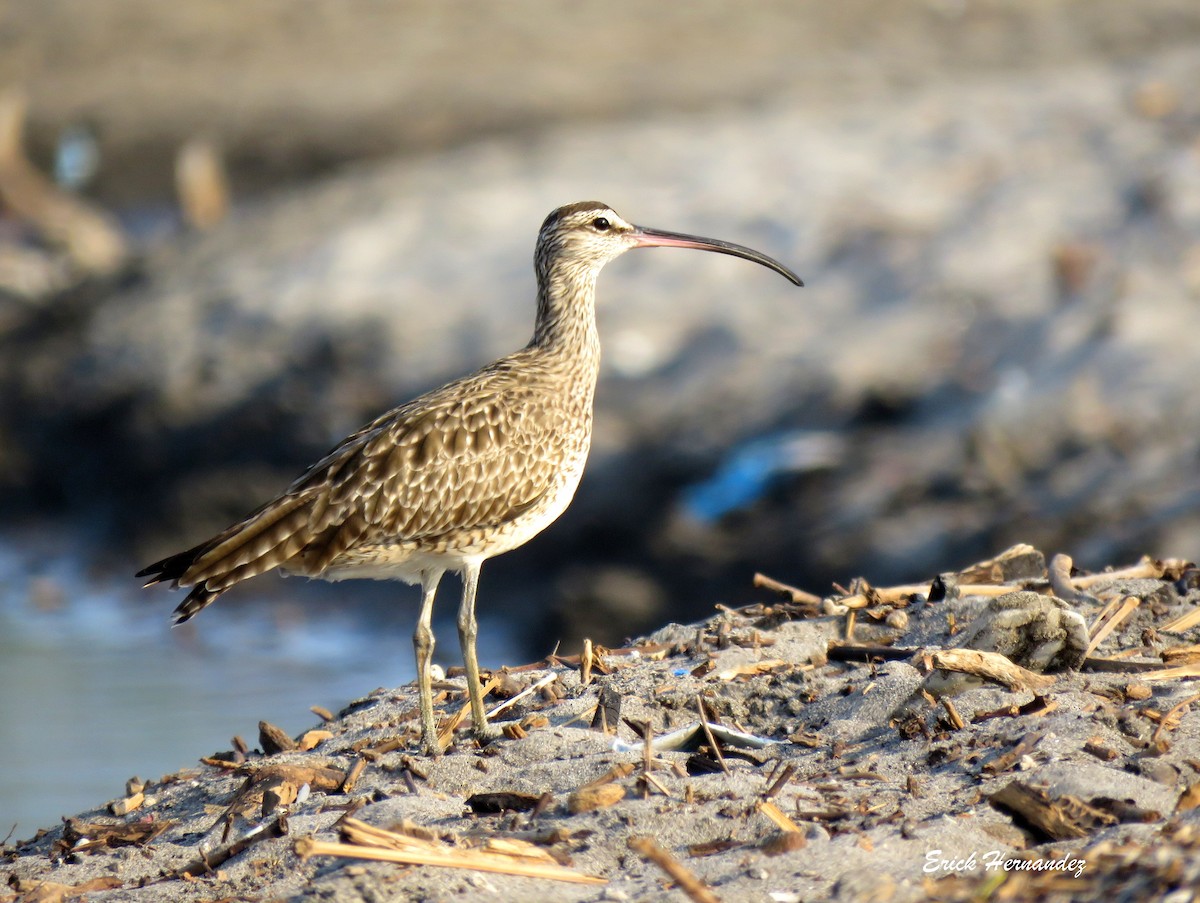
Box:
[1125,682,1153,701]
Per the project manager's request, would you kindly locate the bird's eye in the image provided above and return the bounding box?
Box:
[592,217,611,232]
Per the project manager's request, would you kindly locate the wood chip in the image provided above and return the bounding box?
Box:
[834,582,934,610]
[591,683,622,734]
[827,644,913,664]
[687,838,742,858]
[715,658,788,681]
[199,756,242,770]
[310,705,335,722]
[983,731,1046,775]
[567,784,626,814]
[990,781,1115,841]
[262,781,299,817]
[259,720,298,754]
[1177,782,1200,814]
[695,697,730,775]
[642,772,674,799]
[1125,682,1153,700]
[946,583,1028,599]
[1083,738,1118,761]
[108,791,144,817]
[941,698,965,730]
[298,730,333,751]
[491,670,527,699]
[214,763,345,836]
[923,648,1056,691]
[974,695,1057,721]
[1162,644,1200,665]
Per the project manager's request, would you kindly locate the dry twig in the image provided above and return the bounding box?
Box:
[752,572,822,605]
[922,648,1056,692]
[1152,692,1200,743]
[628,835,720,903]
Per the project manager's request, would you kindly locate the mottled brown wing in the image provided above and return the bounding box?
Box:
[290,368,567,572]
[145,362,567,614]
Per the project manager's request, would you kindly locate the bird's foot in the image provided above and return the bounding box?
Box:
[472,721,503,746]
[418,731,445,757]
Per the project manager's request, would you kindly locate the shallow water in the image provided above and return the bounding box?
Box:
[0,537,516,842]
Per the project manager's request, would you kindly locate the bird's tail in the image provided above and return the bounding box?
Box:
[138,492,317,623]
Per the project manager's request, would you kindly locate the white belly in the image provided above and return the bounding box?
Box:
[308,446,589,583]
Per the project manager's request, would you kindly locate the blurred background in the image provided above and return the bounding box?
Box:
[3,0,1200,840]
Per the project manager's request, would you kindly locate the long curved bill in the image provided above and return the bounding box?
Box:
[632,225,803,286]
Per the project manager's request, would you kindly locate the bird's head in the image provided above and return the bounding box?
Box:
[535,201,803,286]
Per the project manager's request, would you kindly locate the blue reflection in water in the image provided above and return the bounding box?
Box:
[681,430,843,523]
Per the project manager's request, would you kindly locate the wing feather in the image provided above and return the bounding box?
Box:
[139,359,574,615]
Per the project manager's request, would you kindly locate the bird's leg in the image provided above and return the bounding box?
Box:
[458,561,499,743]
[414,568,444,755]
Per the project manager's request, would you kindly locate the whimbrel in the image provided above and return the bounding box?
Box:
[139,201,802,754]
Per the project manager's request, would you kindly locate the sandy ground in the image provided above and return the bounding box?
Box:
[3,8,1200,900]
[4,545,1199,901]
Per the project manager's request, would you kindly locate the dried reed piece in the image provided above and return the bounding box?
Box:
[1085,596,1140,657]
[1163,608,1200,634]
[756,799,802,833]
[628,835,720,903]
[296,817,605,885]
